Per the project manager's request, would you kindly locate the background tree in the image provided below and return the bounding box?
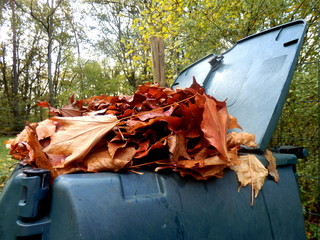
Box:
[27,0,75,107]
[0,0,45,130]
[0,0,85,132]
[130,0,319,84]
[85,0,149,88]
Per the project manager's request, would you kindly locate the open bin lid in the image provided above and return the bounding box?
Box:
[173,20,307,152]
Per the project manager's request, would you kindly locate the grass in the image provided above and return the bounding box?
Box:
[0,136,17,193]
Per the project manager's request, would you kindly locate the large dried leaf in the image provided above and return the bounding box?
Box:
[193,165,227,179]
[7,122,39,161]
[126,116,182,132]
[230,155,268,199]
[43,115,119,168]
[265,149,279,182]
[192,147,217,160]
[84,109,107,116]
[201,96,228,159]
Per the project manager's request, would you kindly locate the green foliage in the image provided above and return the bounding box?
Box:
[56,59,135,105]
[0,136,16,193]
[271,62,319,239]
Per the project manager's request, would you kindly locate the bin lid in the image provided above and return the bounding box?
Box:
[173,20,307,152]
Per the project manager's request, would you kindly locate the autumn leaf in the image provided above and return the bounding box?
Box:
[43,115,119,168]
[126,116,182,132]
[24,123,57,177]
[230,155,268,204]
[178,165,226,180]
[36,119,57,140]
[201,95,229,159]
[177,155,226,168]
[133,140,150,158]
[188,77,205,95]
[193,165,227,179]
[192,147,217,160]
[179,101,203,138]
[227,114,242,130]
[107,141,127,159]
[83,146,136,172]
[58,106,84,117]
[136,108,165,121]
[265,149,279,182]
[37,101,50,108]
[227,132,257,148]
[84,109,107,116]
[168,132,191,162]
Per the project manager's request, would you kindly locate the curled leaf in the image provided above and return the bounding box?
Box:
[84,146,136,172]
[168,133,191,162]
[265,149,279,182]
[227,132,257,148]
[36,119,56,140]
[227,115,242,130]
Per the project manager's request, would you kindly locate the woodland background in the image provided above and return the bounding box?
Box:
[0,0,319,238]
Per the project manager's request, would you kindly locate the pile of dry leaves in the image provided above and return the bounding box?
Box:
[6,79,278,200]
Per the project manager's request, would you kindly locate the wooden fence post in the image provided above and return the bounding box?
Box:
[150,36,166,87]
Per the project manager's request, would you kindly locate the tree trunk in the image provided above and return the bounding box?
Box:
[47,24,55,106]
[10,0,20,130]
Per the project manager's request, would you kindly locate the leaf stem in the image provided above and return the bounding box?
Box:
[128,169,144,175]
[248,156,254,206]
[118,93,198,122]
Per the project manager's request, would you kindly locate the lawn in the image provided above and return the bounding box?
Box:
[0,136,17,193]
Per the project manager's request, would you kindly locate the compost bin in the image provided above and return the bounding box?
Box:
[0,19,308,240]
